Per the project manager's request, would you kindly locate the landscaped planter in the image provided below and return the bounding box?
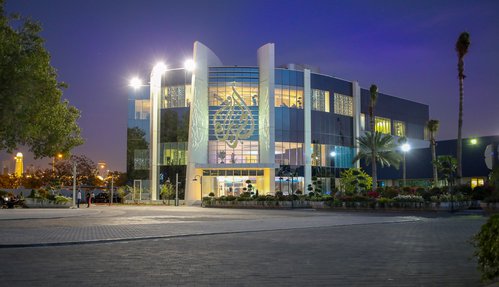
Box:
[480,202,499,214]
[203,200,472,211]
[24,198,71,208]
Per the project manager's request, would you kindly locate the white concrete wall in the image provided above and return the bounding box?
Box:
[185,41,222,204]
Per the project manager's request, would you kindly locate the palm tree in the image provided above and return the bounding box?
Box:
[353,132,401,190]
[434,155,457,187]
[369,84,378,133]
[456,32,470,180]
[427,119,440,186]
[368,84,379,189]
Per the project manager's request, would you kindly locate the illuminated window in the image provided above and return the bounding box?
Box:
[163,85,186,108]
[161,142,188,165]
[312,89,329,112]
[208,140,259,164]
[275,85,304,109]
[393,121,406,137]
[334,93,353,117]
[134,100,150,120]
[375,117,391,134]
[275,142,304,165]
[360,113,366,131]
[471,178,485,190]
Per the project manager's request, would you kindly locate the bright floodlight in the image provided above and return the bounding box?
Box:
[129,77,143,89]
[401,143,411,152]
[470,138,478,145]
[330,151,337,157]
[153,62,167,74]
[184,59,196,72]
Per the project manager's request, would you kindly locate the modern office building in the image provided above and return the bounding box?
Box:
[376,135,499,188]
[127,41,429,203]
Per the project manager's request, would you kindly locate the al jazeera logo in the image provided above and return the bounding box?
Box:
[213,86,255,148]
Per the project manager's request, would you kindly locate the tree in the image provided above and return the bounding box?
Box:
[0,1,83,157]
[455,32,470,180]
[54,155,98,186]
[368,84,379,189]
[434,155,457,187]
[369,84,378,133]
[427,119,440,186]
[353,132,401,189]
[339,168,372,195]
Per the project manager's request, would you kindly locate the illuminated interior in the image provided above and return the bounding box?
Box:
[375,116,391,134]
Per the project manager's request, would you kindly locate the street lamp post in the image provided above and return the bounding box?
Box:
[401,143,411,187]
[193,175,203,205]
[130,60,195,201]
[330,150,336,192]
[107,170,114,206]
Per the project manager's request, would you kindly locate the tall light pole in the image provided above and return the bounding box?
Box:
[107,170,114,205]
[401,143,411,187]
[130,60,195,202]
[330,150,336,193]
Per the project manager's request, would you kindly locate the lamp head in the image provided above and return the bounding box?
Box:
[129,77,143,89]
[184,59,196,72]
[401,143,411,152]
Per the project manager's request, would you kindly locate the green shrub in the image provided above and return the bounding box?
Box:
[54,195,70,204]
[430,187,442,197]
[381,187,399,199]
[377,197,394,204]
[352,194,370,202]
[415,187,426,195]
[226,195,237,201]
[393,195,424,203]
[208,192,215,197]
[485,191,499,203]
[308,192,315,197]
[275,191,283,197]
[402,186,413,194]
[472,186,493,201]
[473,214,499,282]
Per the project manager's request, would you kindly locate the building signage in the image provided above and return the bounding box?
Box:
[214,86,255,148]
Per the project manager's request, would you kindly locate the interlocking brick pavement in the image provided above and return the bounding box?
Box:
[0,206,489,286]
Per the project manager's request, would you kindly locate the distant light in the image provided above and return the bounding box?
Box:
[153,62,167,75]
[184,59,196,72]
[57,153,63,159]
[470,138,478,145]
[129,77,143,89]
[16,152,23,158]
[330,151,337,157]
[401,143,411,152]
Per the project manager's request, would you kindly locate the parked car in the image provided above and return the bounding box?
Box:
[93,192,110,203]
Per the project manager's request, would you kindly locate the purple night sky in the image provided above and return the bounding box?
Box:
[3,0,499,172]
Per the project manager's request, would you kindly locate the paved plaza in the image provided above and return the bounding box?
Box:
[0,206,490,286]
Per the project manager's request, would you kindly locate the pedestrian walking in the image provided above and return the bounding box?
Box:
[77,189,82,208]
[86,192,91,208]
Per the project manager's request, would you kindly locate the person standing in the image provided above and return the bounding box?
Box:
[86,191,91,208]
[77,188,82,208]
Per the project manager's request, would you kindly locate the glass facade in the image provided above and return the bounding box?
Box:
[375,116,391,134]
[208,67,260,163]
[275,69,304,109]
[393,120,406,137]
[312,89,330,112]
[334,93,353,117]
